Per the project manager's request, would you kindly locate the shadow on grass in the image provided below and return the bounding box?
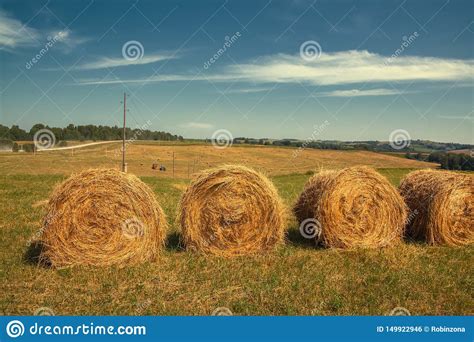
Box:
[286,228,429,250]
[286,228,323,250]
[402,236,430,246]
[166,231,185,252]
[24,241,51,267]
[24,234,186,265]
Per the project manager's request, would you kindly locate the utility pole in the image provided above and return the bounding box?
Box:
[122,92,127,172]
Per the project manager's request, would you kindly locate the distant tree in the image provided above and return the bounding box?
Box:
[29,123,46,137]
[23,144,35,153]
[0,139,13,150]
[9,125,29,140]
[0,124,10,138]
[447,154,461,170]
[428,152,474,171]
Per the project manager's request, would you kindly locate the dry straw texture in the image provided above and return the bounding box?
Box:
[399,169,474,246]
[294,166,407,248]
[178,165,286,256]
[40,168,167,267]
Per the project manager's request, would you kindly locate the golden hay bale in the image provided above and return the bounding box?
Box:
[294,166,407,248]
[178,165,286,256]
[399,169,474,246]
[39,168,167,267]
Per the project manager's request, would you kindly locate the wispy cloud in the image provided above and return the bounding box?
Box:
[181,122,214,129]
[227,51,474,86]
[437,112,473,121]
[74,73,216,85]
[51,29,89,52]
[76,50,474,87]
[315,88,403,97]
[73,53,178,70]
[0,10,39,49]
[224,87,273,94]
[0,10,88,53]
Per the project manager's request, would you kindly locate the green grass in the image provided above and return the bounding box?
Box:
[1,169,472,315]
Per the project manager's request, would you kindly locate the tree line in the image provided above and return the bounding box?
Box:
[406,151,474,171]
[428,152,474,171]
[0,123,183,143]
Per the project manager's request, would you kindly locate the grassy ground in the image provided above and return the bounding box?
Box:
[1,169,472,316]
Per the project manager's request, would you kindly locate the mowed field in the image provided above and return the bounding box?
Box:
[0,140,436,177]
[1,142,472,316]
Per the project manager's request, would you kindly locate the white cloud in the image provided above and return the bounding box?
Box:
[437,113,473,121]
[76,50,474,88]
[182,122,214,129]
[75,73,225,85]
[74,53,177,70]
[50,29,89,52]
[0,10,88,53]
[0,10,39,49]
[315,88,403,97]
[224,87,273,94]
[226,51,474,85]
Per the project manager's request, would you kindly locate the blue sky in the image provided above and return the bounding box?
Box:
[0,0,473,143]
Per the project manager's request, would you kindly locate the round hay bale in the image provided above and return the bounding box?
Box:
[294,166,407,248]
[178,165,286,256]
[39,168,167,267]
[399,169,473,246]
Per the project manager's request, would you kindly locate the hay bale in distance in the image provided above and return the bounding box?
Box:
[399,169,473,246]
[40,168,167,267]
[178,165,286,256]
[294,166,407,248]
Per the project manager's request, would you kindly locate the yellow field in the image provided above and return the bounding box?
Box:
[0,141,436,177]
